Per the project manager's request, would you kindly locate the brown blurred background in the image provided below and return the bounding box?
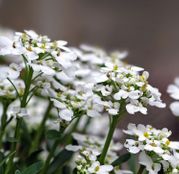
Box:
[0,0,179,138]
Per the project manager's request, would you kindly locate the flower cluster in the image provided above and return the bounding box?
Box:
[0,28,175,174]
[124,123,179,173]
[94,66,165,116]
[167,77,179,116]
[66,133,125,174]
[0,30,76,76]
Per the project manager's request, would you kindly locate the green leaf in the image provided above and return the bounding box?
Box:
[22,161,43,174]
[15,170,22,174]
[6,137,18,143]
[111,153,131,166]
[72,168,77,174]
[0,152,5,174]
[0,151,16,167]
[46,130,61,140]
[128,154,137,173]
[48,150,73,174]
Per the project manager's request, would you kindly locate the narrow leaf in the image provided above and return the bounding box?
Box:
[22,161,43,174]
[111,153,131,166]
[0,151,16,167]
[48,150,73,174]
[15,170,22,174]
[46,130,61,140]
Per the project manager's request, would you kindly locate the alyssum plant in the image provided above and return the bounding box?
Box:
[0,30,178,174]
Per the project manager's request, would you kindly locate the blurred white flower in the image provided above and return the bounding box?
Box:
[169,102,179,116]
[88,161,113,174]
[0,64,21,80]
[139,151,161,174]
[9,106,28,118]
[51,98,73,121]
[167,77,179,116]
[0,78,24,99]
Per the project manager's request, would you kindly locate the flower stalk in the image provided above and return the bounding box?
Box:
[99,104,126,164]
[5,117,23,174]
[40,117,81,174]
[99,114,119,164]
[137,165,145,174]
[0,101,9,149]
[29,101,53,154]
[5,64,33,174]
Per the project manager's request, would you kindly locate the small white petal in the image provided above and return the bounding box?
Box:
[170,102,179,116]
[59,109,73,121]
[65,145,82,152]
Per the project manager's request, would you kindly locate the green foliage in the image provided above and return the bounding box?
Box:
[21,161,43,174]
[47,149,73,174]
[111,153,131,167]
[46,130,61,140]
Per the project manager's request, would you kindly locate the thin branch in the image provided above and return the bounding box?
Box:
[7,78,20,98]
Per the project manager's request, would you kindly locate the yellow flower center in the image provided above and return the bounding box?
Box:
[95,166,100,171]
[165,139,170,146]
[144,132,149,138]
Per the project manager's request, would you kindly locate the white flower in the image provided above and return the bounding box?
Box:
[115,170,133,174]
[167,77,179,117]
[94,66,165,116]
[67,132,123,164]
[9,106,28,118]
[0,65,20,80]
[88,161,113,174]
[51,98,73,121]
[139,152,161,174]
[170,102,179,116]
[144,142,164,154]
[124,123,151,141]
[0,30,77,77]
[65,145,82,152]
[25,97,49,127]
[124,139,142,154]
[0,36,16,55]
[167,78,179,100]
[0,79,25,99]
[56,52,77,69]
[126,103,147,115]
[113,90,129,100]
[59,109,73,121]
[124,123,179,172]
[29,63,55,76]
[85,95,104,117]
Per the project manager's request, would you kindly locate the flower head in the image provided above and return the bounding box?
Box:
[0,30,77,76]
[94,66,165,116]
[124,123,179,173]
[167,77,179,116]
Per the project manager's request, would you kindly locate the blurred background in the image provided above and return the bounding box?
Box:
[0,0,179,138]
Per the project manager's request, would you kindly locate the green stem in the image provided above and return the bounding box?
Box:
[0,102,9,149]
[21,66,33,107]
[64,117,81,144]
[40,117,81,174]
[99,106,126,164]
[99,115,119,164]
[81,116,91,133]
[137,165,145,174]
[40,140,59,174]
[5,64,33,174]
[5,117,23,174]
[29,101,53,154]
